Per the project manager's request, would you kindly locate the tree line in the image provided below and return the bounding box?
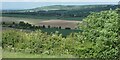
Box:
[2,21,72,30]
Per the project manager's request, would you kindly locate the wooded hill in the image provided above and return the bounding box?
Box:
[2,5,119,20]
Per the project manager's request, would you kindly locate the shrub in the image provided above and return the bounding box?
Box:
[77,9,119,58]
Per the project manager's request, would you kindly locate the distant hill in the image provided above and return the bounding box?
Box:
[2,5,119,20]
[2,5,118,12]
[32,5,108,11]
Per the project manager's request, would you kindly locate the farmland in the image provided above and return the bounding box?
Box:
[1,5,118,36]
[2,5,118,20]
[2,17,81,36]
[1,4,120,59]
[1,17,81,29]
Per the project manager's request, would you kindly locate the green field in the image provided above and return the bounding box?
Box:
[2,16,81,36]
[40,28,80,36]
[2,14,83,21]
[2,5,118,21]
[2,27,81,36]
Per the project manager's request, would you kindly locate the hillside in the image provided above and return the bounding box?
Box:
[2,5,118,20]
[2,5,118,12]
[32,5,108,11]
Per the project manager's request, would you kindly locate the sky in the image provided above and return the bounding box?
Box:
[1,0,120,2]
[0,0,120,10]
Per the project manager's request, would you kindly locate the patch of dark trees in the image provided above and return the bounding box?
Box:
[2,21,72,30]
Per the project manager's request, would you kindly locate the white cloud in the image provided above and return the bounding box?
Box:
[1,0,119,2]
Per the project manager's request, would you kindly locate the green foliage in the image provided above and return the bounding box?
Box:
[77,10,119,58]
[2,30,66,55]
[2,9,120,58]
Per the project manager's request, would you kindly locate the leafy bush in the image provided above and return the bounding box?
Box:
[77,9,119,58]
[2,9,120,58]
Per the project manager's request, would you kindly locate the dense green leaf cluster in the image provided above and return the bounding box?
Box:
[2,9,120,58]
[77,9,119,58]
[2,30,69,55]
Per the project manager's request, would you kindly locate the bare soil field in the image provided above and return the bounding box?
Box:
[37,20,81,29]
[1,17,82,29]
[1,17,41,24]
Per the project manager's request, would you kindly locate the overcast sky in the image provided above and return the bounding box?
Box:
[1,0,120,2]
[1,0,119,10]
